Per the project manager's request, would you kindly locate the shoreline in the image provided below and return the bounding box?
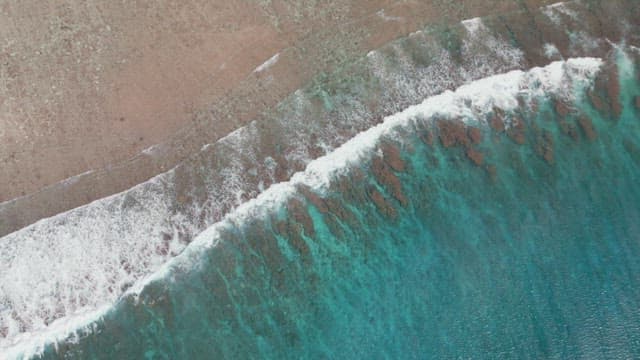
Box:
[2,55,607,359]
[0,0,561,237]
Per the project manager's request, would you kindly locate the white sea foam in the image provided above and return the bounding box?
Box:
[253,53,280,73]
[1,57,604,358]
[2,306,111,359]
[141,144,162,156]
[542,2,568,25]
[544,43,561,59]
[462,17,483,34]
[302,57,601,190]
[366,15,525,112]
[459,17,525,79]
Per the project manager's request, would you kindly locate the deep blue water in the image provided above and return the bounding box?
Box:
[27,55,640,359]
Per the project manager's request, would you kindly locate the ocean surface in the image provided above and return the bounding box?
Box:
[5,50,638,359]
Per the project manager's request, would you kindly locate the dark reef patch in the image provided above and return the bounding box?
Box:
[506,115,527,144]
[578,115,598,140]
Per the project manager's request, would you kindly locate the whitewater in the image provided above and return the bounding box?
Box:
[1,56,605,358]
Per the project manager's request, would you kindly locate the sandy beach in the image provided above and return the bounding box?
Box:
[0,0,559,236]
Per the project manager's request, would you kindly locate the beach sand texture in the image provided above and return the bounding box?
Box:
[0,0,559,236]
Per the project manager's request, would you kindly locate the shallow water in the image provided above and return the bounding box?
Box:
[18,53,640,359]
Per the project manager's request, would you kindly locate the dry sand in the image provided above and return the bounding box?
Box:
[0,0,557,235]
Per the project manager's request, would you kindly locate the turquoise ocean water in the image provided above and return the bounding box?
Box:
[26,54,640,359]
